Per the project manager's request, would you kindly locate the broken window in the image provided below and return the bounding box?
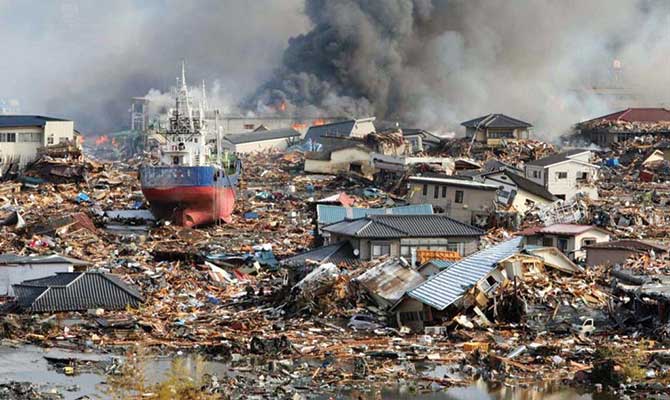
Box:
[422,184,427,196]
[557,171,568,179]
[577,171,588,181]
[441,186,447,197]
[454,190,464,204]
[486,275,498,287]
[243,124,255,130]
[434,185,439,199]
[542,237,553,247]
[172,156,180,165]
[47,135,54,145]
[525,199,535,207]
[557,238,569,252]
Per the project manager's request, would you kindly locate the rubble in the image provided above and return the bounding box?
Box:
[2,136,670,399]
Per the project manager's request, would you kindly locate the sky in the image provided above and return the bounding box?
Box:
[0,0,669,139]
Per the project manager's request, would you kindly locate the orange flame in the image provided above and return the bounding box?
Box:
[95,135,109,145]
[292,123,307,130]
[279,101,287,112]
[312,119,326,126]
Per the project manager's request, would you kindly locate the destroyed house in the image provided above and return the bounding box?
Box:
[322,214,484,261]
[524,149,598,200]
[0,115,78,174]
[407,176,497,225]
[13,272,143,312]
[304,141,374,177]
[394,237,523,330]
[304,117,376,146]
[461,114,532,146]
[400,128,443,153]
[481,169,558,214]
[0,254,89,296]
[221,128,300,154]
[517,224,610,261]
[354,258,426,309]
[578,108,670,146]
[585,239,667,267]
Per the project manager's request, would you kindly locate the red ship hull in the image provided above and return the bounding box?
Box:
[142,186,235,228]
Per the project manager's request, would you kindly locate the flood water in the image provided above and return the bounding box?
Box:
[0,345,608,399]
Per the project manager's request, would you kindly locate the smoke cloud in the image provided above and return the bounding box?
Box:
[1,0,669,138]
[249,0,670,138]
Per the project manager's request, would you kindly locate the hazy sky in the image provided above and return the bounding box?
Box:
[0,0,307,134]
[1,0,669,138]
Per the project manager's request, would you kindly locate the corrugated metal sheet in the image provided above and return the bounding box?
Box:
[355,259,425,306]
[408,237,522,310]
[317,204,433,225]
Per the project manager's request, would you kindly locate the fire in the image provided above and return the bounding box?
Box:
[95,135,109,145]
[279,101,287,112]
[292,123,307,130]
[312,119,326,126]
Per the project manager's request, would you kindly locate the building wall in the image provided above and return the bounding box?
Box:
[0,126,44,168]
[44,121,75,145]
[545,162,598,200]
[0,263,73,296]
[586,248,636,267]
[524,165,546,186]
[350,120,376,138]
[408,182,496,224]
[222,137,292,154]
[304,148,373,176]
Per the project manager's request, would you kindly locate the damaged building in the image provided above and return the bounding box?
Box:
[577,107,670,147]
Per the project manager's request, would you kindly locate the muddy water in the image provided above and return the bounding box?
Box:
[0,345,605,399]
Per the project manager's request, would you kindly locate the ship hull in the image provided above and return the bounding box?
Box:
[139,166,237,228]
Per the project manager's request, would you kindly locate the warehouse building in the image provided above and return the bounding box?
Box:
[0,115,77,171]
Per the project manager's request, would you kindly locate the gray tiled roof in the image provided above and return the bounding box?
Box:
[461,114,532,129]
[280,241,357,267]
[223,128,300,145]
[323,214,484,239]
[13,272,143,312]
[407,237,522,311]
[526,149,588,167]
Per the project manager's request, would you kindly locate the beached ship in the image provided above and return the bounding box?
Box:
[139,64,239,227]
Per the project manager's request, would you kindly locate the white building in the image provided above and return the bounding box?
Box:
[0,115,76,170]
[524,149,599,201]
[518,224,611,261]
[0,254,89,296]
[221,128,300,154]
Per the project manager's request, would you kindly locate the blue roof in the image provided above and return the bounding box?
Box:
[407,237,523,311]
[317,204,434,225]
[0,115,68,128]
